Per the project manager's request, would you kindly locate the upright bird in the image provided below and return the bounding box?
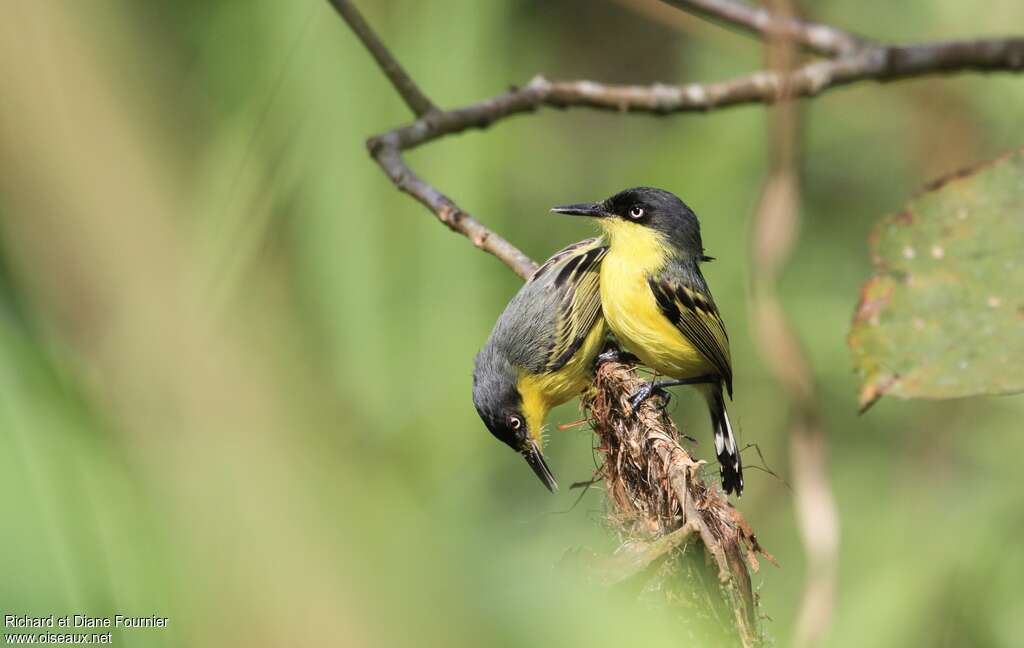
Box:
[473,237,608,492]
[552,187,743,495]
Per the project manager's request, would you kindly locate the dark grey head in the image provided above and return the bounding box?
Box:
[551,187,709,259]
[472,344,558,492]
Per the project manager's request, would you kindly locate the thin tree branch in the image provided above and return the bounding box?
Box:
[372,37,1024,153]
[326,0,437,117]
[371,145,538,278]
[330,0,535,276]
[336,0,1023,279]
[660,0,865,56]
[362,35,1021,276]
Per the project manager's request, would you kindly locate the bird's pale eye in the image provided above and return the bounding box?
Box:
[509,416,522,430]
[629,206,644,220]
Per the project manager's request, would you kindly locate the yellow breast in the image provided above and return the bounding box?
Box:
[598,220,709,379]
[517,319,607,442]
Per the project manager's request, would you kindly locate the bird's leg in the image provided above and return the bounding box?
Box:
[628,382,670,412]
[652,375,716,390]
[595,347,640,367]
[628,375,716,413]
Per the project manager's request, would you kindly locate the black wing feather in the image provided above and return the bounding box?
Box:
[648,269,733,397]
[543,244,608,372]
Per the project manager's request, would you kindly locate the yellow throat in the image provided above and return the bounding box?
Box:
[515,317,607,446]
[598,218,709,379]
[599,218,668,270]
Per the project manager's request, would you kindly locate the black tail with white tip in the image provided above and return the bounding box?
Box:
[706,387,743,496]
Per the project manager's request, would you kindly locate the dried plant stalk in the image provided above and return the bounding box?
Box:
[583,361,772,648]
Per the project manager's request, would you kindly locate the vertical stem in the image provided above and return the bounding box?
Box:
[749,1,839,646]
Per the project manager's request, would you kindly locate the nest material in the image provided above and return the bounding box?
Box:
[582,361,773,647]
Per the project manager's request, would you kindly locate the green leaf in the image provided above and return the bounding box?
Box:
[849,149,1024,411]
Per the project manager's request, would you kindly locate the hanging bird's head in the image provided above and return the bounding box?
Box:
[551,187,711,261]
[472,346,558,492]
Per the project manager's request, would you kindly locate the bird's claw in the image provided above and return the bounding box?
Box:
[628,382,669,414]
[628,384,651,412]
[596,348,639,368]
[596,349,622,366]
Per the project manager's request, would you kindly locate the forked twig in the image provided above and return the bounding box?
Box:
[330,0,1023,277]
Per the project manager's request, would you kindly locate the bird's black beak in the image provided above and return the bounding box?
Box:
[523,440,558,492]
[550,202,611,219]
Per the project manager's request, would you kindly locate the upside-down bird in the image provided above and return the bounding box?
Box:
[473,237,608,492]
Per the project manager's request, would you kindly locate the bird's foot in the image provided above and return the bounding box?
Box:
[628,381,670,413]
[596,348,639,368]
[629,375,718,415]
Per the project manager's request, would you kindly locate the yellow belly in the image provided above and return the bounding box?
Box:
[600,251,710,379]
[517,318,607,441]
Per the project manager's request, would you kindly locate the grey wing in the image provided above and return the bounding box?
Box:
[647,265,733,396]
[496,238,608,374]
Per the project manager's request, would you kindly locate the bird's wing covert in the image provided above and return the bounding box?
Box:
[648,272,733,396]
[530,238,608,373]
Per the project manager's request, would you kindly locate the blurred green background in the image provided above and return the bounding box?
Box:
[1,1,1022,646]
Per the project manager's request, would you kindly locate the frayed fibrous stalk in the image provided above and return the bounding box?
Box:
[582,361,773,648]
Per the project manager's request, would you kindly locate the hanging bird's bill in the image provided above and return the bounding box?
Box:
[550,202,611,218]
[524,440,558,492]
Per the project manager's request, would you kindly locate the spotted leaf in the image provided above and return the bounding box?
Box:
[849,149,1024,411]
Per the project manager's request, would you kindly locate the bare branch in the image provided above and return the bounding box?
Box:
[370,145,538,278]
[336,0,1022,278]
[374,37,1024,151]
[328,0,536,276]
[364,36,1023,277]
[326,0,437,117]
[661,0,865,56]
